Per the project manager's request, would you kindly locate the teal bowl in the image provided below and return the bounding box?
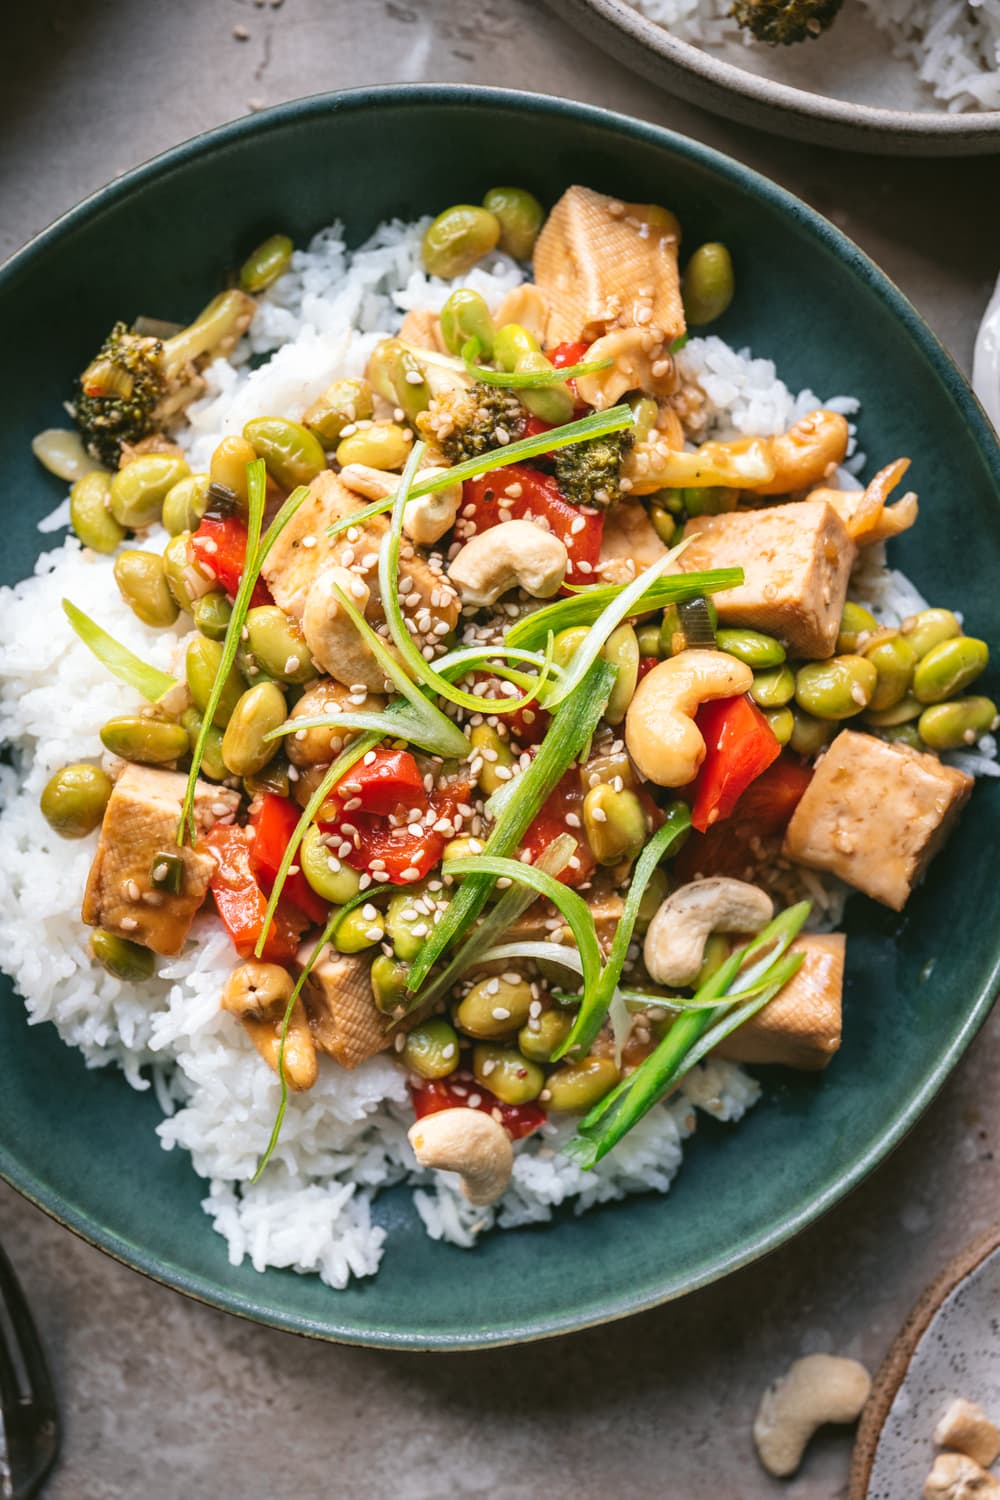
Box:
[2,86,999,1350]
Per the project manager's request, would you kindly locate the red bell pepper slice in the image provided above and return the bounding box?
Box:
[248,792,329,924]
[411,1075,546,1141]
[190,515,273,607]
[323,748,426,820]
[461,464,603,586]
[548,341,591,369]
[203,824,305,962]
[322,779,472,886]
[676,755,813,882]
[690,695,782,834]
[637,655,659,684]
[520,770,595,887]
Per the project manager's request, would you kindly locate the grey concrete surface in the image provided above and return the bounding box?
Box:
[1,2,997,1497]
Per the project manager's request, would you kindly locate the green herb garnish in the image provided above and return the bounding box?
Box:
[462,344,614,389]
[505,569,743,654]
[62,600,178,702]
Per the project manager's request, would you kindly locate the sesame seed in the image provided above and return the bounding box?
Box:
[492,1007,511,1021]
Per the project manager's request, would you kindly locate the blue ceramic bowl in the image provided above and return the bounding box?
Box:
[2,86,999,1349]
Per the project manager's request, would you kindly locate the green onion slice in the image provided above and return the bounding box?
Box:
[62,600,178,702]
[462,341,614,389]
[505,569,743,654]
[326,404,636,539]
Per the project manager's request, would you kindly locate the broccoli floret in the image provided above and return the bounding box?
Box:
[553,430,633,509]
[74,290,256,466]
[729,0,844,43]
[417,383,527,465]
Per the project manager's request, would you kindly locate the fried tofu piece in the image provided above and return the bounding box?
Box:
[298,943,390,1070]
[82,765,240,957]
[533,185,685,346]
[599,498,669,584]
[783,730,973,911]
[716,934,844,1071]
[681,497,855,658]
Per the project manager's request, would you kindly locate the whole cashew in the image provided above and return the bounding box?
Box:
[221,961,294,1023]
[925,1453,1000,1500]
[624,650,753,787]
[338,462,462,546]
[408,1108,513,1206]
[286,678,387,767]
[240,996,318,1093]
[753,1354,871,1478]
[302,565,394,693]
[447,519,568,607]
[574,327,675,411]
[935,1400,1000,1470]
[643,878,774,987]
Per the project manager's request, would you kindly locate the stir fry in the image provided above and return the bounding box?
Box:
[36,183,993,1208]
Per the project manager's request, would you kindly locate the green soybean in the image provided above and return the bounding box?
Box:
[794,655,877,720]
[90,928,154,982]
[113,550,179,627]
[681,243,735,327]
[471,1044,544,1105]
[582,784,648,866]
[635,621,663,658]
[863,693,923,728]
[918,697,998,752]
[193,591,233,642]
[109,454,190,529]
[302,378,374,447]
[715,627,785,669]
[913,636,989,705]
[370,954,411,1014]
[750,664,796,709]
[603,623,640,725]
[163,531,208,613]
[335,906,385,955]
[402,1019,460,1080]
[456,977,534,1039]
[440,288,497,359]
[861,630,917,713]
[221,683,286,778]
[836,601,878,654]
[100,715,190,765]
[186,636,244,727]
[482,187,544,260]
[422,205,501,279]
[239,233,294,293]
[70,472,125,553]
[299,825,363,905]
[788,707,836,757]
[180,708,228,781]
[649,505,677,546]
[764,706,794,746]
[40,763,112,838]
[162,473,210,536]
[335,422,412,472]
[243,417,326,491]
[518,1010,572,1063]
[243,605,317,684]
[386,887,435,962]
[545,1056,620,1112]
[901,608,962,660]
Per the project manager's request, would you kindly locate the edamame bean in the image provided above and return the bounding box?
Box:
[681,486,738,517]
[514,350,575,425]
[209,436,258,514]
[863,693,923,728]
[482,186,544,260]
[581,751,635,790]
[335,906,386,955]
[788,707,836,758]
[402,1018,460,1080]
[493,322,540,371]
[918,697,998,751]
[163,530,213,613]
[861,630,917,712]
[180,708,227,781]
[113,550,179,627]
[913,636,989,705]
[603,623,640,725]
[794,655,877,720]
[628,396,660,446]
[302,378,374,447]
[422,205,500,279]
[370,954,410,1013]
[750,664,795,709]
[299,825,362,904]
[635,621,663,658]
[100,715,190,765]
[239,233,294,293]
[764,706,794,746]
[221,682,286,777]
[836,601,878,654]
[901,608,961,660]
[681,242,735,327]
[440,289,496,359]
[715,627,785,669]
[583,784,648,866]
[186,636,244,727]
[90,928,154,982]
[193,591,233,642]
[456,976,534,1039]
[40,763,112,838]
[244,605,317,684]
[882,723,924,750]
[109,454,191,530]
[552,625,588,670]
[386,887,435,962]
[518,1010,572,1063]
[243,416,326,491]
[472,1044,544,1105]
[335,422,412,472]
[162,473,210,536]
[390,346,432,427]
[70,472,125,553]
[649,505,677,546]
[545,1056,620,1112]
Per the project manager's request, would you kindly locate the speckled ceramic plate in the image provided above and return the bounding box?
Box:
[547,0,1000,155]
[1,86,1000,1350]
[850,1226,1000,1497]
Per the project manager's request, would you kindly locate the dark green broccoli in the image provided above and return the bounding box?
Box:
[74,290,256,466]
[729,0,844,43]
[553,430,633,509]
[417,383,527,465]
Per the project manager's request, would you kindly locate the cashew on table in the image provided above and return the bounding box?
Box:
[624,649,753,787]
[753,1354,871,1478]
[643,877,774,988]
[408,1108,513,1205]
[446,519,568,607]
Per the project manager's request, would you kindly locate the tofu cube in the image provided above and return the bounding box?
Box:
[681,498,855,658]
[716,933,844,1071]
[783,730,972,911]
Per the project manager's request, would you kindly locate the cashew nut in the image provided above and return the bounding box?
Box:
[643,878,774,987]
[408,1108,513,1206]
[286,677,387,768]
[447,519,568,607]
[753,1354,871,1478]
[222,965,317,1092]
[338,463,462,546]
[302,565,394,693]
[221,961,294,1023]
[935,1400,1000,1470]
[241,997,318,1093]
[575,327,676,411]
[624,649,753,787]
[925,1453,1000,1500]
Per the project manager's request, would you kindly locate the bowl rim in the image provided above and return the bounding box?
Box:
[546,0,1000,147]
[2,82,1000,1350]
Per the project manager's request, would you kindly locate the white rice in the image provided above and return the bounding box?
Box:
[624,0,1000,113]
[0,214,985,1289]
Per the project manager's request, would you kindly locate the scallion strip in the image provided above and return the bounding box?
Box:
[405,659,617,991]
[563,902,811,1167]
[62,600,178,702]
[463,347,614,389]
[504,569,744,653]
[326,404,636,539]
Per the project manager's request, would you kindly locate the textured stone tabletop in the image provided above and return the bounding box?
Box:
[1,3,998,1497]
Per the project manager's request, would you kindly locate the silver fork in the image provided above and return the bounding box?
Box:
[0,1241,59,1499]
